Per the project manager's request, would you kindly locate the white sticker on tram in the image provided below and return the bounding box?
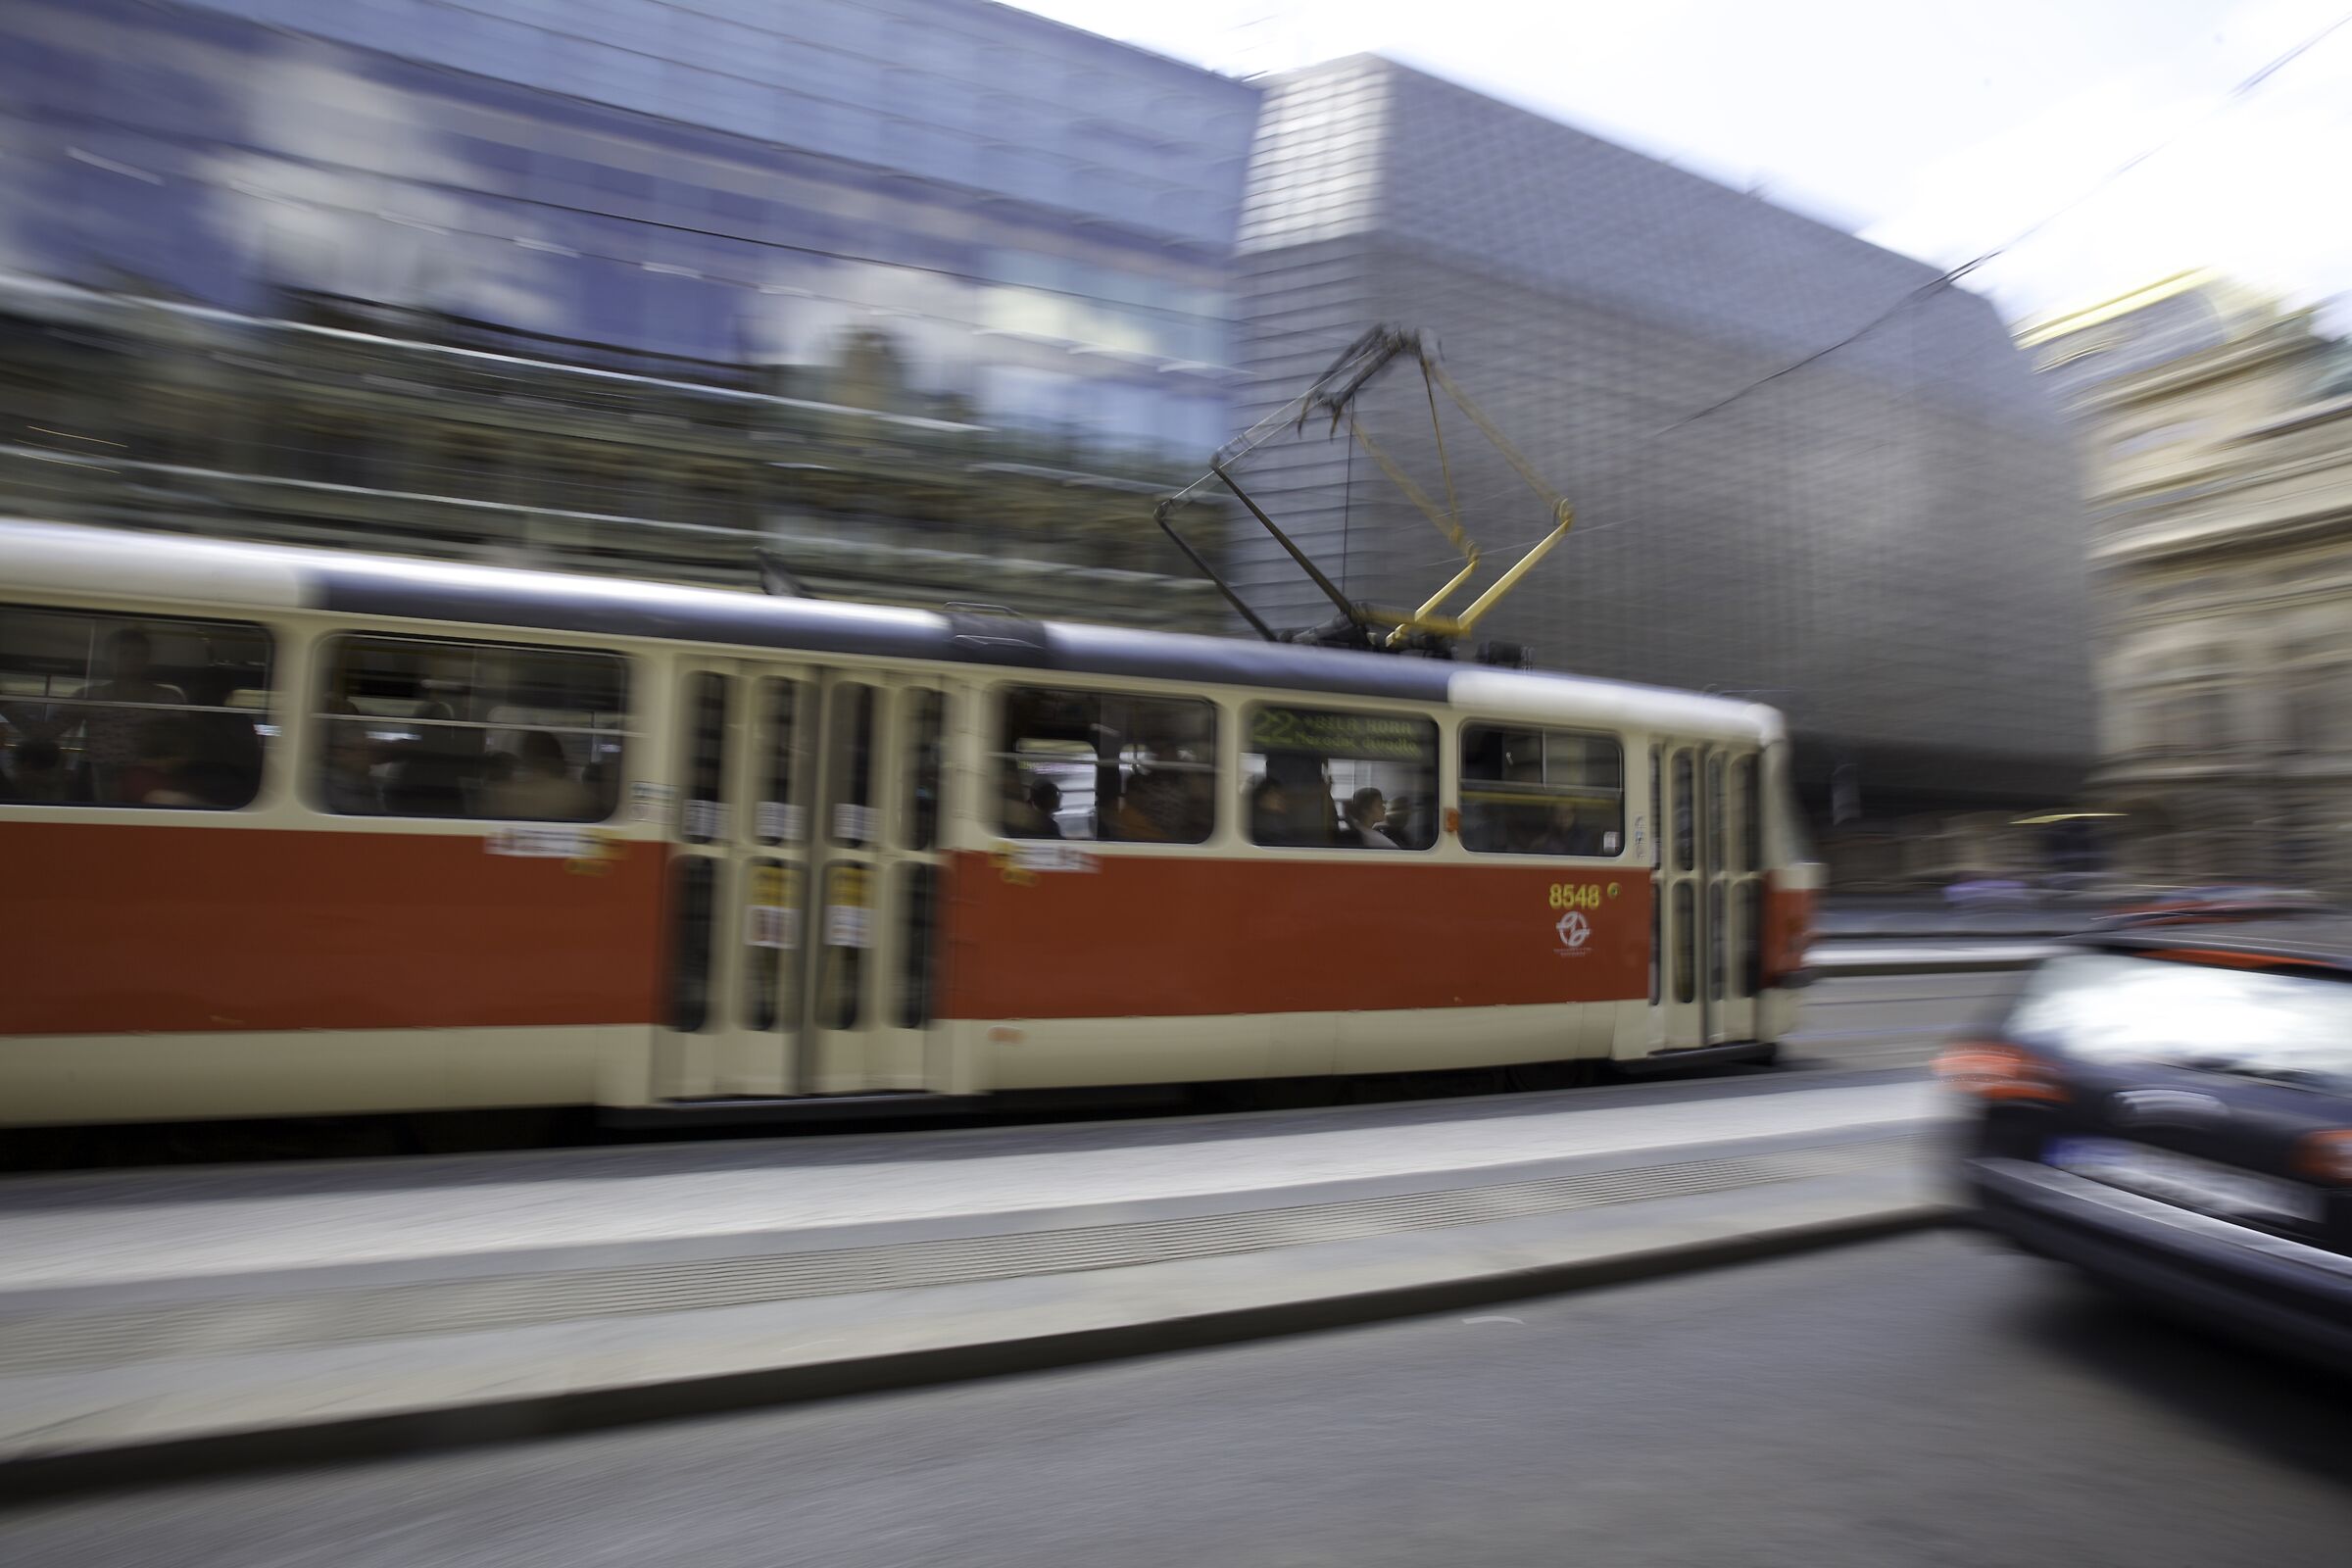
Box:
[1009,844,1100,874]
[630,782,676,824]
[747,905,801,950]
[834,803,878,842]
[487,827,598,859]
[824,904,873,949]
[759,802,806,842]
[683,800,732,841]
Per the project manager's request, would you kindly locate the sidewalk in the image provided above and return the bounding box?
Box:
[0,1078,1951,1490]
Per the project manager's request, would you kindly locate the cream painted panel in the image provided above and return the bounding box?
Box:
[0,1025,633,1125]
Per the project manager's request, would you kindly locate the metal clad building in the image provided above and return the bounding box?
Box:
[1231,59,2092,823]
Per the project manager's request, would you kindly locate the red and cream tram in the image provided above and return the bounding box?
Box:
[0,519,1820,1126]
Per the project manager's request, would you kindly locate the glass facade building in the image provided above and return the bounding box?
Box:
[1228,60,2094,830]
[5,0,1255,452]
[0,0,1259,622]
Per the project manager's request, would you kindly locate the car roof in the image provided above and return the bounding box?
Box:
[2070,913,2352,973]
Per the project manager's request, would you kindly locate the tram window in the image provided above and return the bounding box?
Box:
[1649,745,1662,869]
[1709,880,1727,1001]
[1649,885,1662,1005]
[1245,706,1437,849]
[898,862,937,1028]
[669,856,717,1034]
[682,671,728,843]
[1,605,271,809]
[1460,724,1622,857]
[1737,757,1762,872]
[1672,751,1695,871]
[826,684,876,848]
[754,679,806,846]
[318,636,625,821]
[743,858,802,1034]
[900,689,943,853]
[998,687,1214,844]
[1674,881,1696,1004]
[818,861,870,1029]
[1706,755,1727,871]
[1737,880,1761,999]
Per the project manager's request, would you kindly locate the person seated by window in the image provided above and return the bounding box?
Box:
[3,738,69,803]
[80,628,185,802]
[1000,762,1055,838]
[323,727,383,815]
[384,663,479,816]
[1344,786,1398,848]
[485,729,593,820]
[178,665,264,809]
[1250,776,1295,845]
[1025,778,1065,838]
[1514,804,1608,851]
[1114,727,1211,842]
[118,718,204,808]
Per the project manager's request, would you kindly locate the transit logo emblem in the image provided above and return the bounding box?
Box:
[1555,909,1592,952]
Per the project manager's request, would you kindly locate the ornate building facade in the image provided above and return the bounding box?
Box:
[2026,273,2352,891]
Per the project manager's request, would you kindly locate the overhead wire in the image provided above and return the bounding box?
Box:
[1661,6,2352,433]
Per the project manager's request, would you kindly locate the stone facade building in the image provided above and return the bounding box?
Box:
[2025,272,2352,891]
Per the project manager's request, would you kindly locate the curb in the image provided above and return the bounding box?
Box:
[1808,947,2057,976]
[1810,956,2042,976]
[0,1202,1950,1503]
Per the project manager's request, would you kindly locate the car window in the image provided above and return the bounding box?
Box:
[2007,952,2352,1093]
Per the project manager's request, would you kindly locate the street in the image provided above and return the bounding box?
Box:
[6,1229,2345,1566]
[1782,971,2021,1073]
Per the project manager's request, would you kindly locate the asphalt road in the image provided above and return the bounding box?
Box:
[1780,971,2022,1074]
[8,1230,2346,1567]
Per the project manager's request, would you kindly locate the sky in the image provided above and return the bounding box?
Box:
[1007,0,2352,329]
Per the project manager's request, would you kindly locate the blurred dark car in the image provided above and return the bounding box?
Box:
[1944,915,2352,1370]
[2096,886,2331,927]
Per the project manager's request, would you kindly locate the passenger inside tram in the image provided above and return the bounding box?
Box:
[485,729,595,820]
[1343,786,1397,848]
[1250,754,1342,846]
[1111,723,1212,843]
[323,726,384,815]
[2,739,67,803]
[178,664,264,809]
[1025,777,1065,838]
[1000,760,1057,838]
[122,718,204,808]
[77,628,185,803]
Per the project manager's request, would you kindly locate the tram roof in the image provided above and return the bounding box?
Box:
[1,518,1782,741]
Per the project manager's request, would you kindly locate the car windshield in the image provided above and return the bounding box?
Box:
[2007,952,2352,1094]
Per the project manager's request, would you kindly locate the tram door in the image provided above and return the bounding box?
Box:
[1713,752,1763,1045]
[1657,744,1704,1050]
[656,662,946,1101]
[1655,743,1765,1051]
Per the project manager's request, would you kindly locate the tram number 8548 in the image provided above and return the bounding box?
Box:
[1547,882,1612,910]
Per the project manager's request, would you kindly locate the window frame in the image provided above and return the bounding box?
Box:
[0,602,277,813]
[1244,701,1441,853]
[312,630,632,824]
[1456,719,1627,859]
[993,683,1219,847]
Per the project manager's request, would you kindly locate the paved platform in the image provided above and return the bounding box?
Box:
[0,1076,1953,1488]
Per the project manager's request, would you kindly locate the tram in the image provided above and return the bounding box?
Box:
[0,518,1820,1126]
